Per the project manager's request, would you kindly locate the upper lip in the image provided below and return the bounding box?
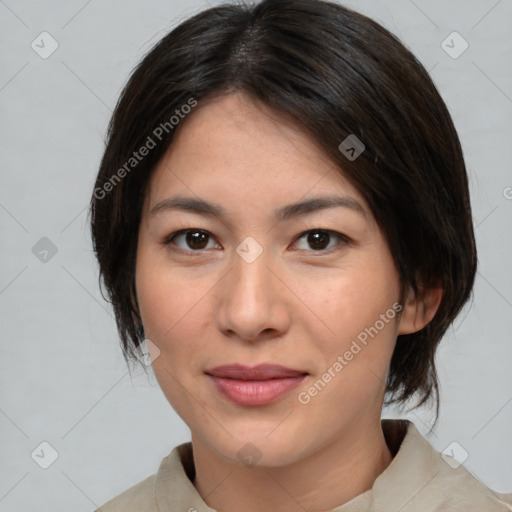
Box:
[205,364,308,380]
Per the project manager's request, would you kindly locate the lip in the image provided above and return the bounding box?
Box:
[206,364,308,406]
[206,363,308,380]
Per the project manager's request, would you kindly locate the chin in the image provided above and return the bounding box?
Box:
[198,425,310,469]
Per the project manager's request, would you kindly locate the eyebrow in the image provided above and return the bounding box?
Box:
[149,194,366,221]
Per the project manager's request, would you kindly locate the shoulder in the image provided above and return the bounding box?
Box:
[93,473,158,512]
[426,448,512,511]
[92,442,196,512]
[376,419,512,511]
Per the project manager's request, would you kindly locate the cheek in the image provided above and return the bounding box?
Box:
[299,313,397,423]
[293,266,399,389]
[135,253,218,375]
[135,260,212,412]
[295,264,399,337]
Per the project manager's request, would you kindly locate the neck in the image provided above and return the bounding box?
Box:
[191,417,393,512]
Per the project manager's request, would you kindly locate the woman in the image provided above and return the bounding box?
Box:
[89,0,512,510]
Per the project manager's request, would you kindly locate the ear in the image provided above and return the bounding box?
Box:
[397,284,443,335]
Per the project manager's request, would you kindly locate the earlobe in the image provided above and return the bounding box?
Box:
[398,285,443,335]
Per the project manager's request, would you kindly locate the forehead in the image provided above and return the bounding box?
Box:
[145,92,368,217]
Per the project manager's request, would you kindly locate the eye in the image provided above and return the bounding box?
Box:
[162,229,219,252]
[161,228,350,254]
[293,229,349,252]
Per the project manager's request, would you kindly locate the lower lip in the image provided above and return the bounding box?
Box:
[208,375,307,406]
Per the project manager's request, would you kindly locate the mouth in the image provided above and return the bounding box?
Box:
[205,364,309,406]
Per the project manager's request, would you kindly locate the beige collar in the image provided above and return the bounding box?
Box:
[153,419,510,511]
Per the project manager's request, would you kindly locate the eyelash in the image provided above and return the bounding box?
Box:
[160,228,351,255]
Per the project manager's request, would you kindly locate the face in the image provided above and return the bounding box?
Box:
[135,92,406,468]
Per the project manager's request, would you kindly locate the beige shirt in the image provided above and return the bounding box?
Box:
[94,419,512,511]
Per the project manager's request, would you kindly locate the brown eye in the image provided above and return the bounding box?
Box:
[307,231,330,250]
[185,230,209,250]
[164,229,217,251]
[294,229,349,252]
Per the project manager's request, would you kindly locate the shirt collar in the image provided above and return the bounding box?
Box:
[154,419,436,512]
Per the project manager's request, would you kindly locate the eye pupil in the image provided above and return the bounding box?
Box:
[308,230,330,250]
[187,230,208,249]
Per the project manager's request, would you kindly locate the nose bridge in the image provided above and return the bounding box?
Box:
[217,241,289,340]
[234,246,272,302]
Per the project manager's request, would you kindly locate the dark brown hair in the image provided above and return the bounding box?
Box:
[89,0,477,421]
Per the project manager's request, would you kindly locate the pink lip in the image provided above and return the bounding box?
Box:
[206,364,308,406]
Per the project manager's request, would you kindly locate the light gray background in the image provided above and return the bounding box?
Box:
[1,0,511,510]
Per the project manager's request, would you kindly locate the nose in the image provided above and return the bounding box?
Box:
[215,247,291,343]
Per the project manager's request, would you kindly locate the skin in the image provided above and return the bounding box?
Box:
[135,91,442,512]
